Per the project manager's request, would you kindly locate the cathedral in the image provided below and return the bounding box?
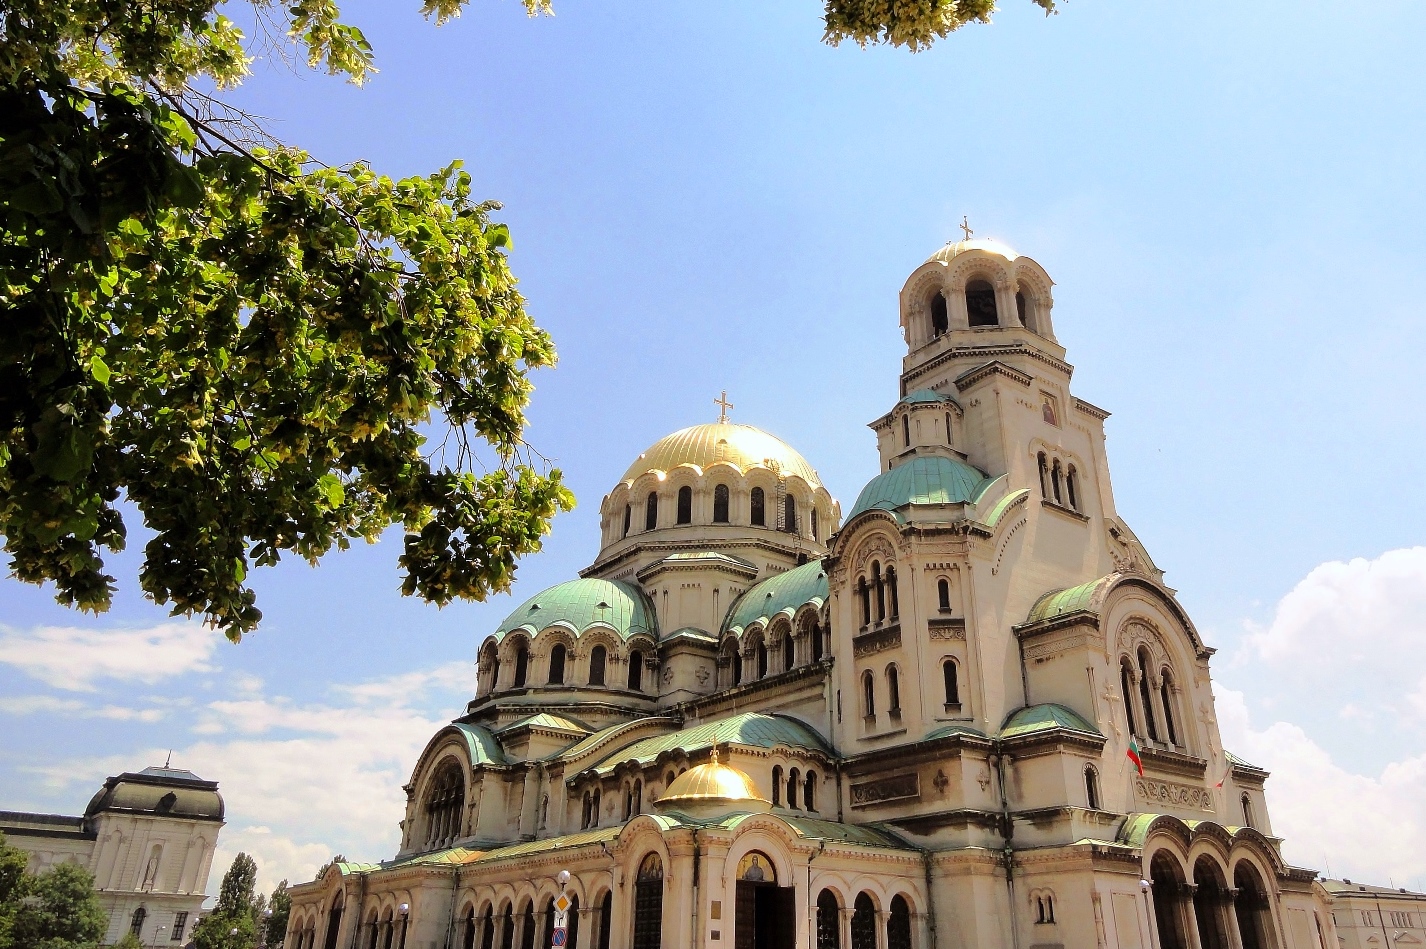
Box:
[284,239,1339,949]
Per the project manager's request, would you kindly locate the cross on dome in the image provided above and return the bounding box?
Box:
[714,390,734,424]
[960,215,974,240]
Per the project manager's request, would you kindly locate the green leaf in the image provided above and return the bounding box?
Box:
[89,354,111,385]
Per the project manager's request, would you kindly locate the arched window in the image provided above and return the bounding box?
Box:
[480,907,495,949]
[713,484,729,523]
[966,279,998,327]
[481,646,500,694]
[887,895,912,949]
[623,786,633,820]
[597,892,612,949]
[548,643,566,685]
[783,494,797,534]
[1051,459,1063,504]
[130,907,147,937]
[1241,793,1255,829]
[750,487,765,526]
[628,650,643,691]
[424,758,465,848]
[622,504,631,537]
[771,766,783,807]
[1037,452,1049,498]
[1016,291,1027,326]
[756,640,768,679]
[1137,648,1159,740]
[804,770,816,811]
[1160,669,1179,746]
[512,640,529,688]
[862,671,875,718]
[632,854,664,949]
[887,566,899,619]
[634,779,643,816]
[858,577,871,626]
[851,894,876,949]
[943,659,960,707]
[811,507,819,539]
[811,622,823,662]
[589,644,607,686]
[930,291,949,337]
[1121,659,1138,737]
[540,901,554,949]
[676,486,692,524]
[788,768,800,809]
[937,577,951,611]
[816,890,840,949]
[645,492,658,531]
[567,895,580,949]
[945,411,953,445]
[886,665,901,715]
[872,562,885,621]
[498,906,514,949]
[592,788,600,826]
[1066,465,1079,511]
[902,414,911,447]
[518,901,535,949]
[581,792,591,829]
[731,645,743,685]
[1085,766,1101,810]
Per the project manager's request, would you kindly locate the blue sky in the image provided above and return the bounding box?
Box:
[4,0,1426,895]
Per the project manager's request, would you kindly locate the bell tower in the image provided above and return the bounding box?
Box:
[891,237,1115,520]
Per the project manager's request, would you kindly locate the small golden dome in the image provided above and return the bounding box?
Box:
[656,753,768,809]
[925,237,1018,266]
[621,422,822,488]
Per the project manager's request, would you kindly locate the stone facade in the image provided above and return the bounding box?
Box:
[285,239,1344,949]
[1321,880,1426,949]
[1,765,223,946]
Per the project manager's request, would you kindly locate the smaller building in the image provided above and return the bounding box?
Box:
[1324,879,1426,949]
[1,765,224,946]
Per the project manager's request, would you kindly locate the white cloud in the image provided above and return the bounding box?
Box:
[1217,546,1426,888]
[1240,546,1426,678]
[25,663,470,895]
[1217,686,1426,887]
[0,621,219,691]
[0,694,165,722]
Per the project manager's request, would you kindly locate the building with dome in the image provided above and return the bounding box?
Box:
[284,239,1341,949]
[0,764,223,945]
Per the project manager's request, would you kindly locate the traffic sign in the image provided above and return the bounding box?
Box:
[553,910,567,928]
[550,927,567,947]
[553,893,571,914]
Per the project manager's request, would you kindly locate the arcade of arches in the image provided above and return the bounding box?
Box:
[285,237,1346,949]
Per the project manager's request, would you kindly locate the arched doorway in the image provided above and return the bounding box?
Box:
[1193,857,1233,949]
[886,895,912,949]
[850,893,876,949]
[632,852,664,949]
[323,894,344,949]
[1234,861,1278,949]
[1150,851,1190,949]
[733,851,794,949]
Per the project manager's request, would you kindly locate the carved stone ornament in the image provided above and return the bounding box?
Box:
[695,665,711,685]
[928,619,967,641]
[933,770,950,794]
[1134,778,1214,812]
[662,666,674,685]
[853,626,902,658]
[853,535,897,574]
[850,773,920,808]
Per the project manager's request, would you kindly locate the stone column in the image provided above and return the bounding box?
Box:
[948,281,970,331]
[1181,883,1204,949]
[1223,888,1245,949]
[1148,674,1171,748]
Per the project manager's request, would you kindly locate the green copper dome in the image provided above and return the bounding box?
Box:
[493,578,656,641]
[723,559,828,635]
[846,456,996,522]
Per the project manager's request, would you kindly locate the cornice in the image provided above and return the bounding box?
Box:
[1073,396,1111,420]
[903,340,1074,391]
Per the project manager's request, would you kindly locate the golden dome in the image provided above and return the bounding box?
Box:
[656,755,769,808]
[621,422,822,488]
[925,237,1018,266]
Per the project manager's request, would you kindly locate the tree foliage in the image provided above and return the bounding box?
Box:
[264,879,291,948]
[193,852,258,949]
[1,0,573,639]
[0,834,107,949]
[823,0,1059,51]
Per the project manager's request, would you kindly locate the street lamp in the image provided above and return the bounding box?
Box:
[149,924,167,949]
[258,907,274,949]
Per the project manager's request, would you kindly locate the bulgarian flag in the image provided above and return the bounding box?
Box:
[1127,736,1144,776]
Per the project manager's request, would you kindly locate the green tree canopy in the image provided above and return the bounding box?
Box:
[2,857,107,949]
[1,0,573,639]
[192,852,259,949]
[823,0,1059,51]
[265,879,292,948]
